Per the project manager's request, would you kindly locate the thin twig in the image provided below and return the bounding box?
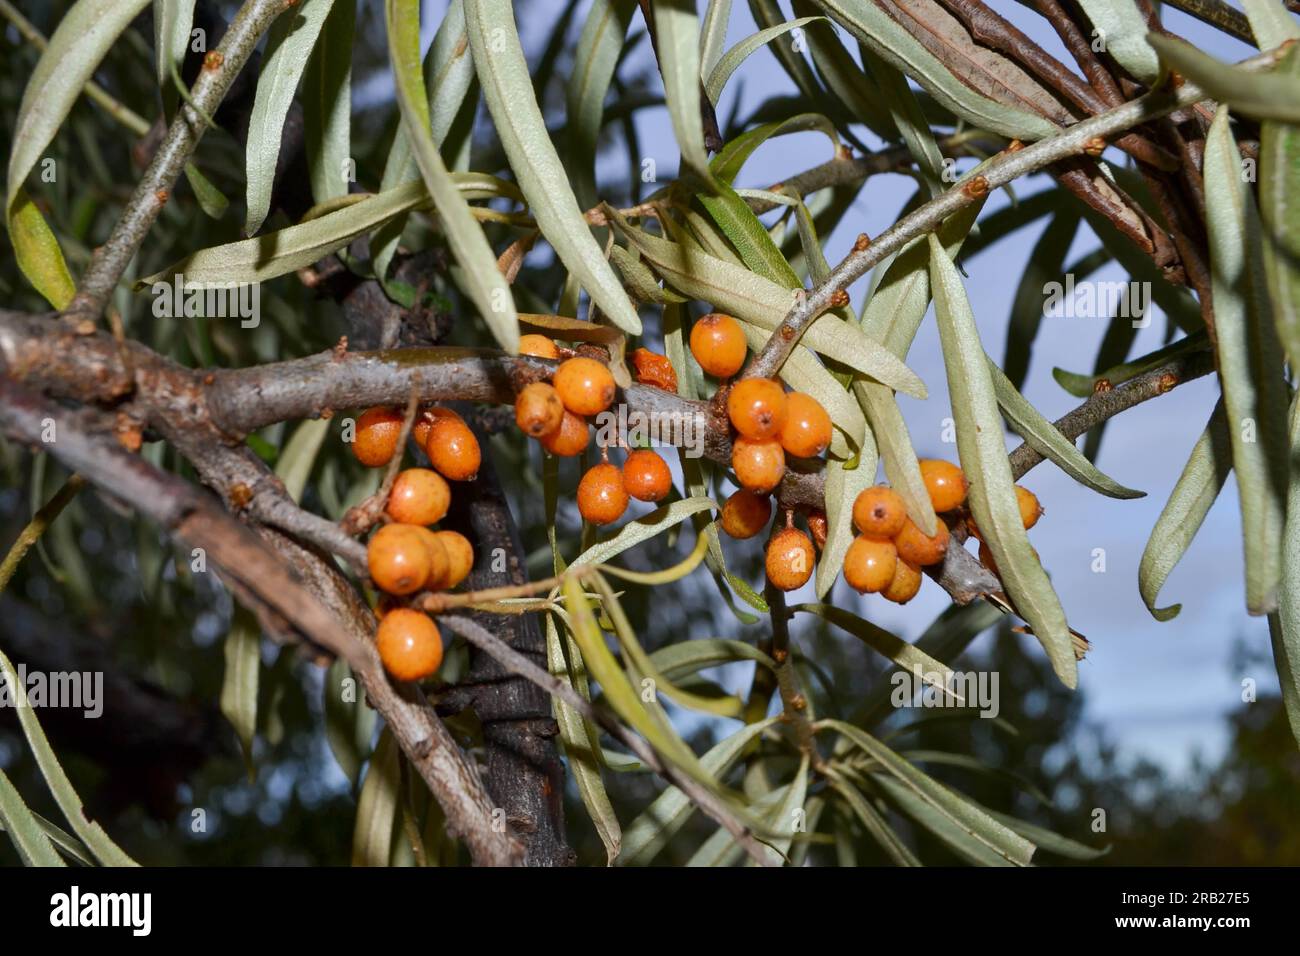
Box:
[0,473,85,592]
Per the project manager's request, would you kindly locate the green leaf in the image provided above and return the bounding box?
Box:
[1271,394,1300,748]
[1205,106,1290,614]
[987,810,1110,861]
[0,808,94,866]
[466,0,641,334]
[710,113,839,186]
[351,727,399,867]
[1051,330,1209,398]
[699,180,803,288]
[245,0,338,235]
[750,756,809,866]
[986,357,1145,499]
[153,0,196,106]
[793,7,898,138]
[7,188,75,309]
[567,0,637,209]
[1259,46,1300,365]
[816,436,878,599]
[828,775,919,865]
[388,0,519,353]
[653,0,711,183]
[871,773,1015,866]
[304,0,355,206]
[855,381,939,535]
[686,781,790,867]
[859,45,945,196]
[324,658,375,787]
[1147,34,1300,123]
[929,236,1077,688]
[1243,0,1300,47]
[700,0,734,78]
[649,639,777,680]
[220,605,261,774]
[183,163,230,220]
[705,17,825,106]
[1073,1,1160,84]
[572,497,716,569]
[275,419,330,503]
[0,766,64,867]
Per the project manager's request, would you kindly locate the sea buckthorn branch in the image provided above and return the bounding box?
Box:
[66,0,288,322]
[0,377,522,866]
[739,45,1287,383]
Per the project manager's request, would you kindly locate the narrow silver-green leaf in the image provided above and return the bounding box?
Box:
[1074,0,1160,84]
[792,604,960,696]
[705,17,824,106]
[568,0,637,209]
[1259,46,1300,364]
[572,497,716,569]
[1243,0,1300,47]
[859,45,945,195]
[1272,396,1300,748]
[700,0,734,78]
[275,419,330,503]
[351,727,399,867]
[324,658,375,787]
[855,381,939,535]
[304,0,355,206]
[654,0,711,182]
[220,605,261,772]
[0,767,64,867]
[153,0,197,96]
[1148,34,1300,123]
[649,639,777,680]
[816,439,878,599]
[750,756,809,866]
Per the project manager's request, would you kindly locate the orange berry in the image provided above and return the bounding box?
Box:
[426,417,481,481]
[881,558,923,604]
[385,468,451,526]
[690,312,747,379]
[631,348,678,393]
[433,530,474,588]
[376,609,444,682]
[779,392,832,458]
[368,523,434,596]
[413,406,464,449]
[766,527,815,591]
[553,357,616,416]
[622,449,672,502]
[843,535,898,594]
[1016,486,1043,530]
[806,511,828,551]
[540,410,590,457]
[727,378,788,440]
[720,489,771,539]
[353,407,404,467]
[515,382,565,439]
[852,486,907,539]
[412,526,451,590]
[731,437,785,494]
[519,334,560,359]
[894,517,950,567]
[577,462,629,526]
[918,458,968,512]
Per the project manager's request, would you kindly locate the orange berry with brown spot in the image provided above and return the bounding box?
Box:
[731,437,785,494]
[518,334,560,359]
[368,523,434,596]
[353,407,404,467]
[843,535,898,594]
[918,459,968,512]
[376,609,444,682]
[385,468,451,526]
[690,312,747,379]
[720,489,771,539]
[433,530,474,588]
[766,527,815,591]
[426,417,481,481]
[553,357,616,416]
[515,382,565,439]
[631,348,678,393]
[727,378,787,440]
[578,462,629,526]
[894,517,949,567]
[540,410,590,457]
[852,486,907,539]
[779,392,832,458]
[881,558,923,604]
[622,449,672,502]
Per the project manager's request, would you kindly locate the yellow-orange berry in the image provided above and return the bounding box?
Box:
[376,609,444,682]
[353,407,404,467]
[411,526,451,590]
[540,410,590,457]
[852,486,907,539]
[690,313,747,379]
[413,406,465,450]
[1016,486,1043,530]
[731,437,785,494]
[894,517,950,567]
[631,348,678,393]
[727,378,787,440]
[368,523,434,596]
[918,459,968,512]
[385,468,451,526]
[843,535,898,594]
[515,382,564,438]
[553,357,616,416]
[720,489,771,539]
[519,334,560,360]
[807,511,828,551]
[433,530,474,588]
[622,449,672,502]
[766,527,815,591]
[578,462,629,526]
[426,417,481,481]
[779,392,832,458]
[881,558,923,604]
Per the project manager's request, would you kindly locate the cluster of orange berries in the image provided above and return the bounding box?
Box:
[513,335,673,526]
[351,405,484,682]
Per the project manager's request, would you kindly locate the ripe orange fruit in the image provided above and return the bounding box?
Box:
[540,410,590,457]
[385,468,451,526]
[368,523,434,596]
[731,437,785,494]
[918,458,968,512]
[622,449,672,502]
[353,407,404,467]
[894,517,950,567]
[720,489,771,539]
[766,527,815,591]
[631,348,678,393]
[779,392,832,458]
[690,313,747,379]
[410,406,461,449]
[518,334,560,360]
[881,558,923,604]
[411,526,451,590]
[852,486,907,539]
[1016,485,1043,530]
[426,416,481,481]
[515,382,565,438]
[553,357,616,416]
[433,530,474,588]
[577,462,629,526]
[726,378,787,440]
[376,609,444,682]
[806,511,828,551]
[843,535,898,594]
